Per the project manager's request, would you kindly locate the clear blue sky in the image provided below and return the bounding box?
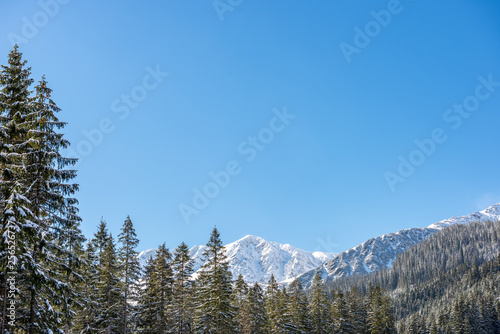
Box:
[1,0,500,254]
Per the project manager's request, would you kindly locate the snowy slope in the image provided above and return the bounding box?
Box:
[295,203,500,287]
[138,235,336,284]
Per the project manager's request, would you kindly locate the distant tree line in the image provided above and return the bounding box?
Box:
[328,221,500,333]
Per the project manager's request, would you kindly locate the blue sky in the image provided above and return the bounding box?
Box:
[1,0,500,254]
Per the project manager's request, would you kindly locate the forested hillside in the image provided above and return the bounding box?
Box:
[329,221,500,333]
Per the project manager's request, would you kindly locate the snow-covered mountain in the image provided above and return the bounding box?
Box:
[296,203,500,288]
[138,235,336,285]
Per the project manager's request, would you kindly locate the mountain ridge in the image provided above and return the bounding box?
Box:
[138,234,337,285]
[295,203,500,287]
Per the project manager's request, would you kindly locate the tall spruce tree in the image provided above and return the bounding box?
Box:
[195,227,236,333]
[171,241,194,334]
[0,44,35,333]
[0,46,84,333]
[118,215,141,333]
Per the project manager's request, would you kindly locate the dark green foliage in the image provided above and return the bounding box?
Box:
[118,215,141,334]
[308,271,331,333]
[195,227,237,333]
[171,241,195,333]
[0,45,85,334]
[136,243,173,333]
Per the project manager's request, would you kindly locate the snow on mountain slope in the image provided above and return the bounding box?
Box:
[296,203,500,288]
[138,235,336,284]
[427,203,500,229]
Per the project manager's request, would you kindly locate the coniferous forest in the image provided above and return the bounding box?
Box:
[1,47,499,333]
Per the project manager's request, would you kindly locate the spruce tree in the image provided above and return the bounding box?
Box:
[136,256,156,333]
[233,274,250,333]
[153,243,173,332]
[195,227,236,333]
[73,242,100,333]
[367,285,395,334]
[118,215,141,333]
[264,274,281,333]
[246,282,268,334]
[288,278,311,333]
[26,75,85,333]
[96,234,123,333]
[331,289,353,334]
[171,241,194,334]
[136,243,173,333]
[0,46,85,333]
[308,271,331,334]
[0,44,35,333]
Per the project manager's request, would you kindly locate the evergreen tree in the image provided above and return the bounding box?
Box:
[0,46,84,333]
[367,285,395,334]
[136,243,173,333]
[331,289,354,334]
[136,256,156,333]
[233,274,250,333]
[26,75,85,333]
[0,44,35,333]
[117,215,141,333]
[195,227,236,333]
[96,234,123,333]
[171,241,195,334]
[246,282,268,334]
[308,271,331,334]
[345,288,368,334]
[73,242,100,333]
[264,274,281,333]
[288,278,311,333]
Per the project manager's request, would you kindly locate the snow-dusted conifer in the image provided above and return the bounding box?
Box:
[171,241,194,333]
[195,227,237,333]
[118,215,141,333]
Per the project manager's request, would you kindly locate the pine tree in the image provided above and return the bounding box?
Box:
[331,289,354,334]
[96,234,123,333]
[195,227,236,333]
[288,278,311,333]
[345,288,368,334]
[308,271,331,334]
[233,274,250,333]
[265,274,281,333]
[0,46,85,333]
[367,285,395,334]
[73,242,100,333]
[171,241,195,334]
[136,243,173,333]
[246,282,268,334]
[136,255,156,333]
[0,44,35,333]
[276,287,301,333]
[26,75,85,333]
[118,215,141,333]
